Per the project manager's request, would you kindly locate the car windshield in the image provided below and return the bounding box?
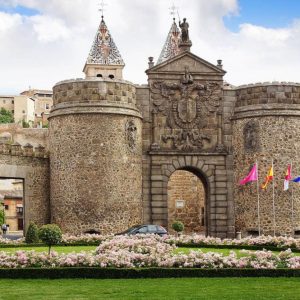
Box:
[119,225,140,234]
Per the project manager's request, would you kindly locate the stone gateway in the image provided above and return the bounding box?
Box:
[0,17,299,238]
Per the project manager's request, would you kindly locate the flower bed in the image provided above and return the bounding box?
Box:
[166,234,300,249]
[0,235,299,270]
[1,233,300,250]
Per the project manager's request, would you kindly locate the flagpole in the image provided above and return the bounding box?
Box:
[291,162,295,237]
[272,159,276,236]
[256,160,261,236]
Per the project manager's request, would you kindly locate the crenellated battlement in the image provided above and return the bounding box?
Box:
[235,82,300,108]
[53,79,136,106]
[0,142,49,158]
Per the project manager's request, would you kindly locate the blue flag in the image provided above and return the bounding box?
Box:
[292,177,300,183]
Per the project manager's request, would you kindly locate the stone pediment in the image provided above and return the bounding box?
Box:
[147,51,226,75]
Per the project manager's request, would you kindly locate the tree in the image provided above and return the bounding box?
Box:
[172,221,184,236]
[38,224,62,255]
[0,209,5,226]
[0,108,14,124]
[25,222,39,244]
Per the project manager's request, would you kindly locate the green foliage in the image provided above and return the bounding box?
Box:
[38,224,62,254]
[0,209,5,225]
[42,123,49,128]
[25,222,39,244]
[0,108,14,124]
[22,120,30,128]
[172,221,184,233]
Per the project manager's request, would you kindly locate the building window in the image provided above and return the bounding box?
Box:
[16,207,23,214]
[3,100,5,104]
[4,205,8,210]
[12,110,14,113]
[22,110,25,114]
[45,104,50,110]
[12,100,14,104]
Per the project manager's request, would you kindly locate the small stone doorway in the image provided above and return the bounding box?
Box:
[167,169,207,234]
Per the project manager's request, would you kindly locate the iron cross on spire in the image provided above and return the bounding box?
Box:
[99,0,107,19]
[169,3,180,21]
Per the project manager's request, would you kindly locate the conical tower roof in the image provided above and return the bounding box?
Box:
[157,19,180,65]
[86,17,124,66]
[83,17,125,79]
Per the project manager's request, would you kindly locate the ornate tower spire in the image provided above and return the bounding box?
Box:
[83,7,125,79]
[156,18,181,65]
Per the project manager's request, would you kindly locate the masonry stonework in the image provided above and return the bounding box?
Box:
[49,79,143,234]
[232,83,300,236]
[168,170,205,233]
[0,143,50,230]
[0,17,299,238]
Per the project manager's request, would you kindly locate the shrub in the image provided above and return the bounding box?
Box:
[38,224,62,254]
[0,108,14,124]
[172,221,184,235]
[0,209,5,226]
[25,222,39,244]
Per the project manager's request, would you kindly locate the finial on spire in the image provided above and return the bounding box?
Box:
[169,3,179,21]
[99,0,107,19]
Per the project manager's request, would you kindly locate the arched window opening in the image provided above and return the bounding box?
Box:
[108,74,115,79]
[96,74,103,78]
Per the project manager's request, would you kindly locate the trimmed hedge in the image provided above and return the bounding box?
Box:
[0,268,299,279]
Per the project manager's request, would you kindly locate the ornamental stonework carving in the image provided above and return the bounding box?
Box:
[125,120,137,152]
[243,120,260,152]
[150,78,221,151]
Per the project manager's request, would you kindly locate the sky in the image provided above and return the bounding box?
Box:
[0,0,300,94]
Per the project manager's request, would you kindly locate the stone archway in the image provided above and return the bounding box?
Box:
[167,169,207,234]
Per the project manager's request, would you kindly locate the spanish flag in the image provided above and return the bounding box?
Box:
[261,166,273,189]
[284,165,292,191]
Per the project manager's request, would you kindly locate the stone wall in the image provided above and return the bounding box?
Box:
[168,170,205,233]
[0,124,48,149]
[232,83,300,236]
[0,143,50,230]
[136,52,234,238]
[50,79,143,234]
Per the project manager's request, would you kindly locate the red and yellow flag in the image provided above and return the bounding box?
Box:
[261,166,273,189]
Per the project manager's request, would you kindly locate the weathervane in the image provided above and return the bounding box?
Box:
[169,2,180,21]
[99,0,107,19]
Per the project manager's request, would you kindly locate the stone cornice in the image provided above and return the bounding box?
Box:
[49,102,142,119]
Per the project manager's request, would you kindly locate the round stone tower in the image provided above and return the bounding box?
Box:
[232,82,300,236]
[49,17,143,234]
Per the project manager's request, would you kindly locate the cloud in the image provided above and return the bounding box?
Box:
[31,15,71,42]
[0,11,22,32]
[0,0,299,94]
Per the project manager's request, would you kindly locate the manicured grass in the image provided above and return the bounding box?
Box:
[175,247,297,257]
[0,278,299,300]
[0,245,96,254]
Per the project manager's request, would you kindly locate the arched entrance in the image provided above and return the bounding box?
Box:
[167,169,207,234]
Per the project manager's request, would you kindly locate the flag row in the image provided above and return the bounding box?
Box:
[239,163,300,190]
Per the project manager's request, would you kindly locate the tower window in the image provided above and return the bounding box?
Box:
[96,74,103,78]
[109,74,115,79]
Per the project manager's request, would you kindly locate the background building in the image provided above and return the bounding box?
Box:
[0,89,53,127]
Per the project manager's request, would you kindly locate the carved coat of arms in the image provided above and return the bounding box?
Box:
[150,71,221,151]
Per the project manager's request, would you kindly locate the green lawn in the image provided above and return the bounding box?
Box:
[0,278,299,300]
[175,247,300,257]
[0,245,96,254]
